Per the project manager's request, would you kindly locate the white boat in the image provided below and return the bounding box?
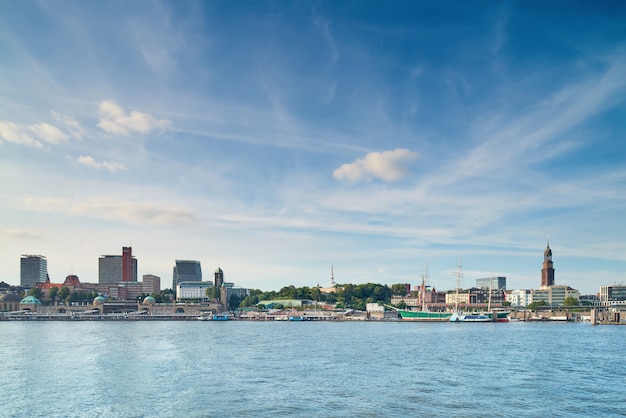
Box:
[450,312,492,322]
[448,263,510,323]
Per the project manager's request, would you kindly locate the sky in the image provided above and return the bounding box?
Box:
[1,1,625,295]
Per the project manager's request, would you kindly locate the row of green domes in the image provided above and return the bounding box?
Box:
[17,295,157,304]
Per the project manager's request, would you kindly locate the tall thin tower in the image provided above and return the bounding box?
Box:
[122,246,133,282]
[541,238,555,289]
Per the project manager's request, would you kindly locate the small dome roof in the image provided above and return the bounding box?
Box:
[93,295,106,304]
[20,295,42,304]
[143,296,156,305]
[0,293,21,303]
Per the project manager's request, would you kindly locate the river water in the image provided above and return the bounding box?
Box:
[1,321,624,417]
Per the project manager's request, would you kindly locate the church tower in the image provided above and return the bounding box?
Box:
[541,239,555,289]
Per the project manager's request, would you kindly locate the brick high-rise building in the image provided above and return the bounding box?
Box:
[122,246,133,282]
[99,247,137,284]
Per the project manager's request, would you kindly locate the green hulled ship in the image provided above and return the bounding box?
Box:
[398,309,453,321]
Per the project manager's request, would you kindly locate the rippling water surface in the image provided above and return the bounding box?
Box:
[1,321,624,417]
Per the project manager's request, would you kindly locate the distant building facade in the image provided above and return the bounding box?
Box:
[220,285,249,308]
[600,284,626,306]
[117,282,144,301]
[214,267,224,288]
[476,277,506,291]
[142,274,161,294]
[20,255,48,288]
[176,281,213,301]
[531,285,579,306]
[173,260,202,297]
[0,292,21,312]
[99,254,137,284]
[508,289,532,308]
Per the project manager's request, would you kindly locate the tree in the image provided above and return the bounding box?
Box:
[48,287,59,304]
[311,287,321,302]
[28,287,42,300]
[206,286,220,300]
[391,283,409,296]
[58,286,70,302]
[563,296,579,307]
[228,294,241,311]
[526,300,547,311]
[240,294,259,307]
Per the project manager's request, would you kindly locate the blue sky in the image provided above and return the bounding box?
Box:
[1,1,625,294]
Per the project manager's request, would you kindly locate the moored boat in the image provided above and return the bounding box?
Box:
[449,310,510,322]
[398,309,453,321]
[398,261,453,321]
[449,312,491,322]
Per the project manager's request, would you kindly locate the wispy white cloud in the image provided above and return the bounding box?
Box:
[51,111,86,139]
[28,122,68,145]
[77,155,127,172]
[432,53,626,190]
[333,148,418,182]
[0,121,43,148]
[312,11,339,65]
[97,100,171,136]
[19,197,198,227]
[0,120,69,148]
[3,229,42,240]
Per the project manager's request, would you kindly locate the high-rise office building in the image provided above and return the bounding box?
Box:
[122,246,133,282]
[142,274,161,294]
[99,248,137,284]
[20,255,48,288]
[172,260,202,295]
[214,267,224,288]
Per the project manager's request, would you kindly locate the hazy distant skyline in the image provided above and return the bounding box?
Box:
[1,1,625,294]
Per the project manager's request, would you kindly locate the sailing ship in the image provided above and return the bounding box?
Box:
[397,261,452,321]
[450,264,510,323]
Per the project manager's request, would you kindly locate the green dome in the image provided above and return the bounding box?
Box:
[20,295,42,304]
[143,296,156,304]
[93,296,106,304]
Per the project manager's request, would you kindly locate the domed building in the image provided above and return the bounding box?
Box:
[93,295,106,306]
[142,295,156,306]
[20,295,42,311]
[0,293,21,312]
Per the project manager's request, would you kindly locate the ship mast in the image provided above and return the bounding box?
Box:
[452,259,463,312]
[488,274,493,312]
[421,260,428,312]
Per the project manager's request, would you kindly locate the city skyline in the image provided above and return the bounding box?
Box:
[1,2,625,294]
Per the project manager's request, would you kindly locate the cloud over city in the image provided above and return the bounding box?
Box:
[97,100,171,136]
[333,149,418,182]
[77,155,127,172]
[20,197,199,227]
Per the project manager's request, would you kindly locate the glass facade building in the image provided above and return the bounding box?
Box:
[20,255,48,288]
[172,260,203,297]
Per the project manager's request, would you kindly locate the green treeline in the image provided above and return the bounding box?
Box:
[239,283,411,310]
